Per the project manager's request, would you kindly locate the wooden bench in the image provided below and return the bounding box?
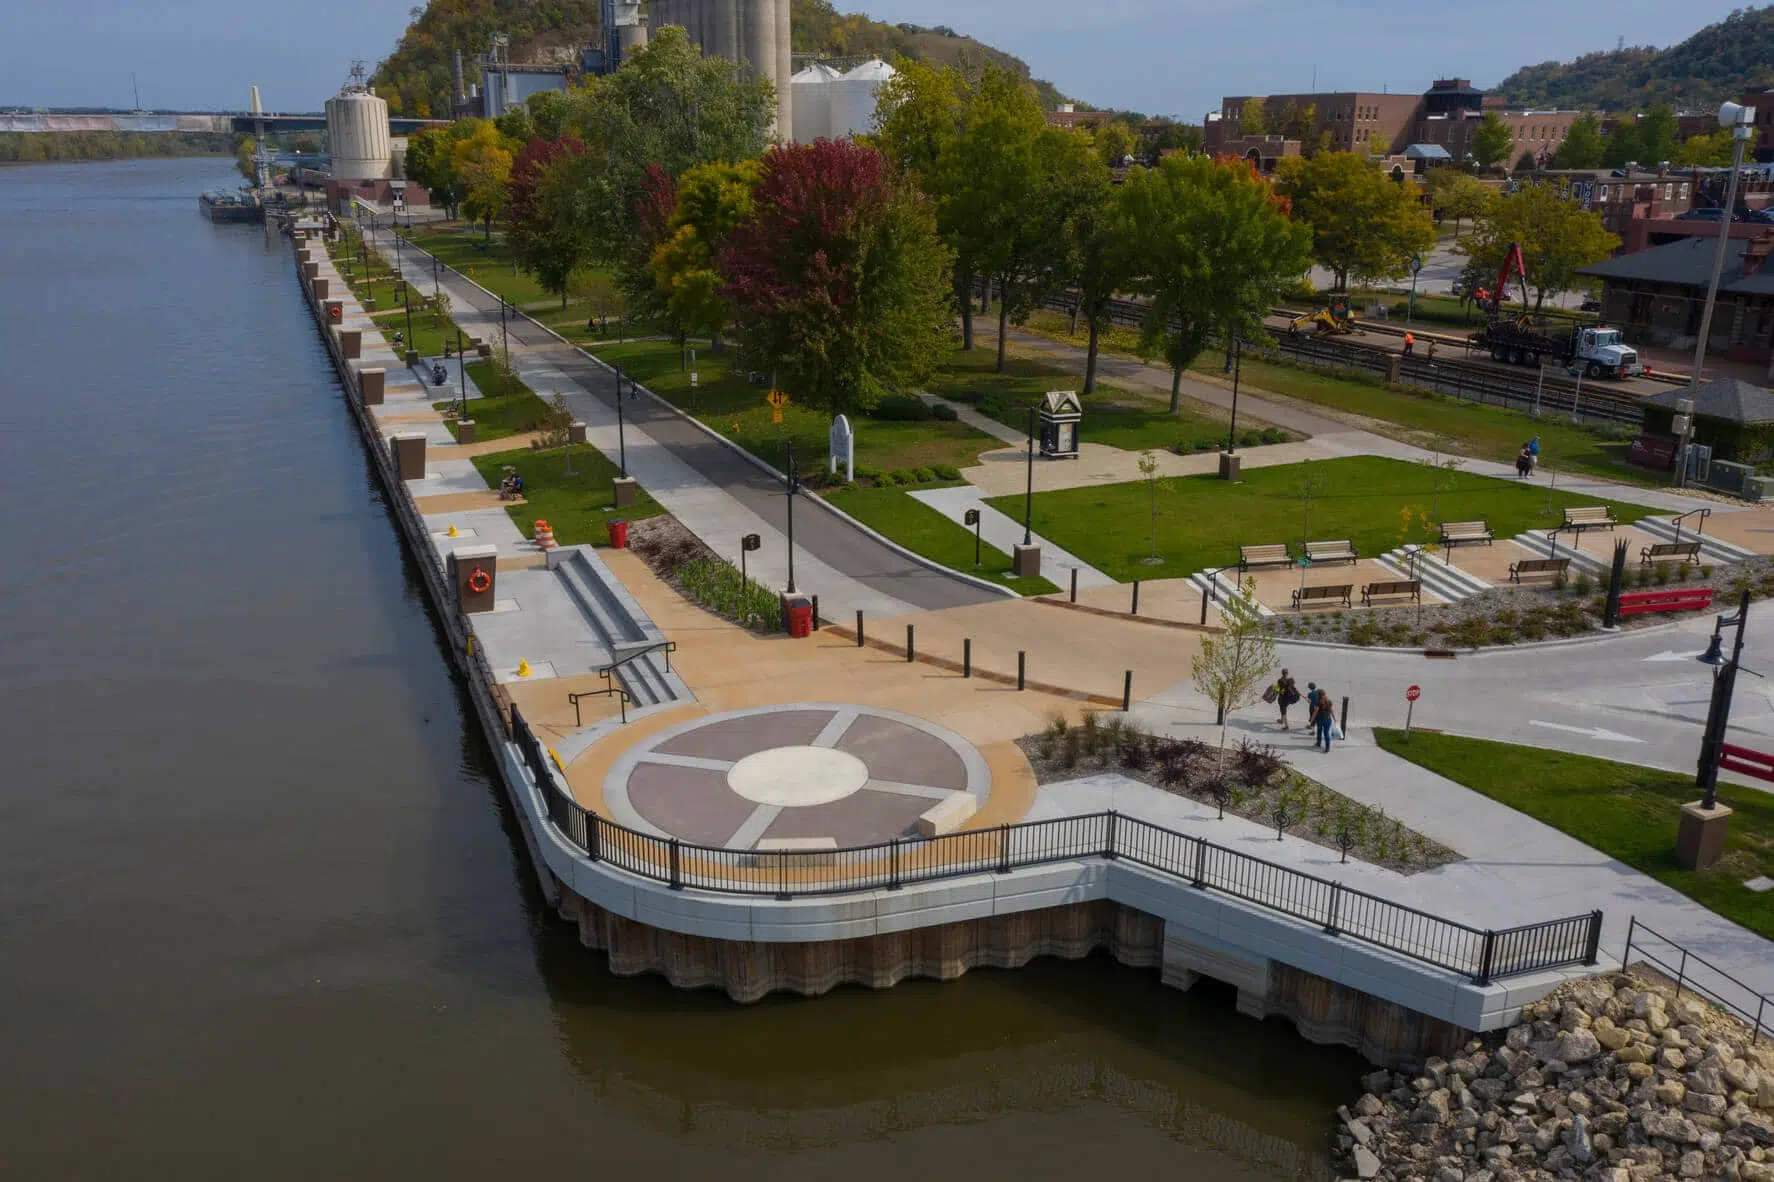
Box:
[1440,520,1494,548]
[1239,543,1293,573]
[1641,541,1702,567]
[1292,583,1353,610]
[917,794,978,838]
[1563,505,1617,532]
[1509,557,1571,583]
[1304,539,1358,566]
[1361,579,1421,607]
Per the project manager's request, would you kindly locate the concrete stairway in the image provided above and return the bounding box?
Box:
[1509,531,1612,576]
[1636,517,1757,566]
[1376,545,1490,604]
[553,548,690,709]
[1184,568,1274,618]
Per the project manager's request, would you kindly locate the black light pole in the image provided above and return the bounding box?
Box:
[1023,406,1037,545]
[614,365,627,476]
[1696,589,1753,809]
[1225,336,1243,453]
[456,327,467,419]
[785,440,799,595]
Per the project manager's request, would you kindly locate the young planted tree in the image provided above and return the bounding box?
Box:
[1114,155,1313,411]
[719,138,953,417]
[1274,151,1435,291]
[1191,582,1277,760]
[1137,449,1163,564]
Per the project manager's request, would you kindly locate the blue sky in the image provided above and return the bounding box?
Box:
[0,0,1753,116]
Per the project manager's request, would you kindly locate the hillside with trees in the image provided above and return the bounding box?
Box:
[372,0,1071,121]
[1496,6,1774,109]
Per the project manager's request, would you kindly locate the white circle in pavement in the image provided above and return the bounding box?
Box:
[726,746,869,807]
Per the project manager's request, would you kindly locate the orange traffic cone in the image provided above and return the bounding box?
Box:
[533,519,557,551]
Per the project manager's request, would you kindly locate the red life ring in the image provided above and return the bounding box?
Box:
[466,566,492,594]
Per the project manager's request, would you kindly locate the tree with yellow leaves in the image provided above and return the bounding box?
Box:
[451,122,514,240]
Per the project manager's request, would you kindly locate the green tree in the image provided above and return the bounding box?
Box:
[405,120,485,220]
[234,135,258,183]
[1638,104,1679,165]
[1114,155,1313,410]
[1424,168,1492,238]
[1147,120,1202,156]
[1514,149,1540,174]
[1602,121,1642,169]
[1470,113,1515,171]
[875,59,975,348]
[1674,128,1739,167]
[650,159,760,348]
[1094,121,1137,166]
[506,137,594,309]
[1239,97,1268,136]
[452,122,514,239]
[526,89,573,142]
[1551,114,1605,169]
[1274,151,1435,290]
[1065,165,1134,395]
[1459,182,1619,312]
[1190,580,1276,760]
[719,138,953,416]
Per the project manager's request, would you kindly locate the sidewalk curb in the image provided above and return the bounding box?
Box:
[393,236,1016,603]
[1270,611,1700,656]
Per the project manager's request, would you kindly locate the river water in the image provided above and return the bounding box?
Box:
[0,157,1361,1180]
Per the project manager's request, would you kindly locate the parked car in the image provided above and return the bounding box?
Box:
[1678,207,1728,221]
[1741,208,1774,225]
[1579,297,1603,313]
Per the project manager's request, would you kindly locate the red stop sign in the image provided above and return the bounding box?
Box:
[1406,685,1422,702]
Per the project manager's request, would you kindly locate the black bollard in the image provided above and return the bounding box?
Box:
[1070,568,1078,603]
[1132,580,1141,616]
[1017,651,1026,691]
[1123,670,1133,712]
[855,609,864,647]
[811,595,820,631]
[906,624,915,662]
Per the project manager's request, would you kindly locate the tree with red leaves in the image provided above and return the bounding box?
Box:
[504,135,590,310]
[718,139,952,417]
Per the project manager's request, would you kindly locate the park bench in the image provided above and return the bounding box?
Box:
[1361,579,1421,607]
[1617,588,1715,617]
[1564,505,1618,532]
[1292,583,1354,610]
[1239,543,1293,573]
[917,793,979,838]
[754,837,839,867]
[1509,557,1571,583]
[1439,520,1494,549]
[1304,539,1359,566]
[1641,541,1702,567]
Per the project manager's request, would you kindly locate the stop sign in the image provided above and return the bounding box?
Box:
[1406,685,1422,702]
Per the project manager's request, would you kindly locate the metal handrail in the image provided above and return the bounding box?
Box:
[569,685,632,726]
[598,639,676,678]
[507,704,1603,985]
[1623,918,1770,1045]
[1669,507,1712,543]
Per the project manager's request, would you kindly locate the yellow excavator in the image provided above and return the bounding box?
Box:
[1288,295,1359,337]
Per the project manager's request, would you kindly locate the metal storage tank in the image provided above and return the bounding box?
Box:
[774,0,792,140]
[790,64,839,142]
[326,84,392,181]
[830,59,896,140]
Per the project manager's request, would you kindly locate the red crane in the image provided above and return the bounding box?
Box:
[1479,242,1531,322]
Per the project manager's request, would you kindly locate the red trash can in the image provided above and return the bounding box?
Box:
[787,603,813,639]
[606,519,629,549]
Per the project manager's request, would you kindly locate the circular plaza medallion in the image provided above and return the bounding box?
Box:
[603,704,990,849]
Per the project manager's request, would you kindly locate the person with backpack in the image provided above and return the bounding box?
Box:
[1272,669,1301,730]
[1312,690,1338,752]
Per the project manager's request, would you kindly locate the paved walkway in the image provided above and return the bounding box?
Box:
[907,485,1116,590]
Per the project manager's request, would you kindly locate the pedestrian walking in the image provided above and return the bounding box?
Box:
[1272,669,1301,730]
[1527,435,1540,474]
[1402,331,1416,357]
[1516,444,1533,479]
[1312,691,1337,752]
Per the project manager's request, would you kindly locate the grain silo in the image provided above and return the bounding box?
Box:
[790,63,840,142]
[648,0,792,141]
[325,67,392,180]
[830,59,896,141]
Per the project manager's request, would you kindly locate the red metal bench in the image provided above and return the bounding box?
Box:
[1617,588,1715,617]
[1720,744,1774,784]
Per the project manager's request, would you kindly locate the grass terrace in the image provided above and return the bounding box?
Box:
[433,359,552,442]
[985,455,1654,582]
[823,486,1060,596]
[469,443,663,547]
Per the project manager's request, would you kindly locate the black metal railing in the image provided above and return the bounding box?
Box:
[507,704,1603,985]
[599,639,677,678]
[1623,918,1770,1044]
[1669,507,1712,542]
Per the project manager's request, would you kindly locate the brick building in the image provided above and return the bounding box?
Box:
[1582,231,1774,368]
[1046,103,1113,132]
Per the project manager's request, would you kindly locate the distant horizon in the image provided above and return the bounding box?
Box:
[1,0,1760,118]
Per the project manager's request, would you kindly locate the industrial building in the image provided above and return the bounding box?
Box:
[321,66,426,212]
[790,58,897,142]
[646,0,793,139]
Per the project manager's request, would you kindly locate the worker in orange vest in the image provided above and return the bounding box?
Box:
[1402,331,1416,357]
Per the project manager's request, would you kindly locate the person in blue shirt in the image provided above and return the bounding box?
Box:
[1527,436,1540,474]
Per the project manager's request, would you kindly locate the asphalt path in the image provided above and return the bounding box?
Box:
[373,228,1000,614]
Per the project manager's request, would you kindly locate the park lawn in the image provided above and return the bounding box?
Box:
[406,227,561,310]
[1372,730,1774,941]
[587,339,1003,475]
[824,486,1059,597]
[432,360,551,442]
[470,443,663,547]
[924,345,1255,453]
[1018,309,1658,488]
[375,307,459,360]
[984,454,1654,582]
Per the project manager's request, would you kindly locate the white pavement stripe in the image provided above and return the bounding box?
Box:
[811,709,859,749]
[1527,720,1643,743]
[726,804,782,849]
[864,780,956,800]
[638,752,737,772]
[908,485,1117,589]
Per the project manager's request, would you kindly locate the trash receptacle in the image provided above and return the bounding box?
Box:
[787,603,813,639]
[606,519,630,549]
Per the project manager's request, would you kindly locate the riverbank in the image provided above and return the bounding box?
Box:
[0,130,233,163]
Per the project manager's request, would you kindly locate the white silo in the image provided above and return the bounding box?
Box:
[790,63,839,143]
[830,59,896,140]
[325,70,392,181]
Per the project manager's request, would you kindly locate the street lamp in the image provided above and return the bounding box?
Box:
[1677,100,1756,488]
[784,440,799,595]
[1023,406,1036,546]
[456,327,468,420]
[1684,588,1753,869]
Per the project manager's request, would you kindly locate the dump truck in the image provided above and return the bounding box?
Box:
[1469,243,1647,379]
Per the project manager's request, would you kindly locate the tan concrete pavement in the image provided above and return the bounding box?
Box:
[960,439,1328,498]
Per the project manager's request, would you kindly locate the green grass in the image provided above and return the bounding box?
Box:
[432,360,551,442]
[824,486,1059,596]
[469,444,663,547]
[925,346,1255,453]
[405,227,560,309]
[984,454,1653,582]
[586,339,1003,475]
[1373,730,1774,941]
